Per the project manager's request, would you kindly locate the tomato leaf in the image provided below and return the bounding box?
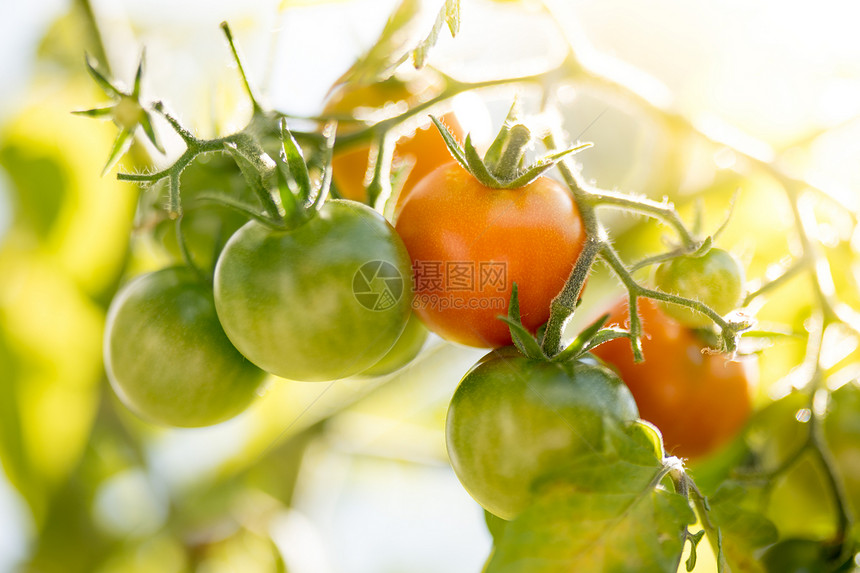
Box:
[487,423,693,573]
[412,0,460,68]
[327,0,421,91]
[706,480,779,567]
[505,143,592,189]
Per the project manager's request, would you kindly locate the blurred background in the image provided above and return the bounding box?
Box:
[2,0,860,571]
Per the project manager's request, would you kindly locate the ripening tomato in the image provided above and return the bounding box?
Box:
[590,298,755,458]
[324,77,464,204]
[446,348,640,519]
[104,267,266,427]
[652,247,745,328]
[213,200,413,382]
[394,161,586,348]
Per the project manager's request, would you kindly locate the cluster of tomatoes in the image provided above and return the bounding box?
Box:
[104,75,754,529]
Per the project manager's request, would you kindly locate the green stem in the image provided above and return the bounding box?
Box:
[742,257,807,306]
[587,190,698,250]
[540,132,603,356]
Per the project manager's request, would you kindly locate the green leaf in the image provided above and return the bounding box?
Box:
[412,0,460,68]
[329,0,421,89]
[488,426,693,573]
[552,313,610,362]
[703,480,778,572]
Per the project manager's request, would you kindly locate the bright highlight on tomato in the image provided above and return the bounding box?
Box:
[104,267,266,427]
[394,161,586,348]
[591,298,755,458]
[213,200,413,382]
[446,348,639,519]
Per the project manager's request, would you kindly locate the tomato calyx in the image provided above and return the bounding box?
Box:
[431,101,591,190]
[72,51,165,175]
[499,284,629,362]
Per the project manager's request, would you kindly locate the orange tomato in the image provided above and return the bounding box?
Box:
[591,298,755,458]
[324,78,464,204]
[394,161,586,348]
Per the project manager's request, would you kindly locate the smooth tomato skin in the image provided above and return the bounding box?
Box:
[394,162,586,348]
[446,350,639,519]
[652,247,745,327]
[359,312,428,377]
[590,298,754,459]
[104,267,266,427]
[214,200,413,382]
[324,79,464,204]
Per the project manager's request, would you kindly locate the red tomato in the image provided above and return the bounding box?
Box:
[591,298,755,458]
[394,161,586,348]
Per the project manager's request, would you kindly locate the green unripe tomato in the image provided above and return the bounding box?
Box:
[104,267,266,427]
[446,349,639,520]
[652,247,744,327]
[360,312,428,377]
[214,200,413,382]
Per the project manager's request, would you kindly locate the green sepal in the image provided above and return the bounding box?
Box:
[223,140,281,223]
[314,120,337,211]
[483,100,520,169]
[463,134,501,187]
[279,118,312,203]
[71,106,114,118]
[139,111,165,153]
[504,143,592,188]
[196,193,285,230]
[102,127,134,176]
[84,53,120,98]
[430,115,468,168]
[499,284,547,360]
[551,312,610,363]
[132,50,144,99]
[431,105,593,190]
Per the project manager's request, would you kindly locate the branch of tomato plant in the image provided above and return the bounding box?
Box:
[540,131,748,358]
